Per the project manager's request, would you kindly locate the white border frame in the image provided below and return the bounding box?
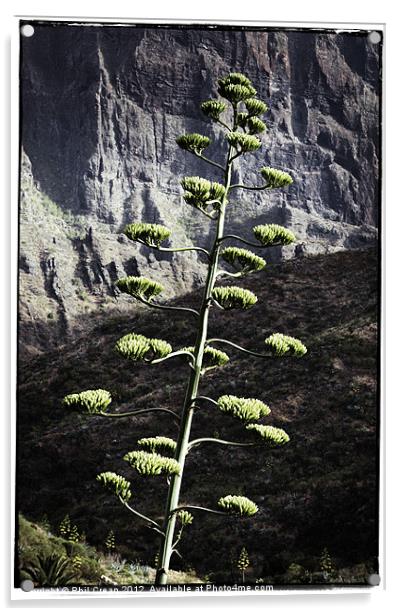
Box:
[10,15,385,602]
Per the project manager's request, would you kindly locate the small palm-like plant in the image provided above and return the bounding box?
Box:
[63,72,307,585]
[21,553,77,587]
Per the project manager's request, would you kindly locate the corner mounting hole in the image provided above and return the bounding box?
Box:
[20,579,34,592]
[368,573,381,586]
[21,24,35,38]
[368,31,381,44]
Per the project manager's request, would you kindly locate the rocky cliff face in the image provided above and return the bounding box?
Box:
[19,23,381,351]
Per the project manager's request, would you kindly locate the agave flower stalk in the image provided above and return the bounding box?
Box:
[153,75,305,585]
[154,109,237,586]
[63,72,308,586]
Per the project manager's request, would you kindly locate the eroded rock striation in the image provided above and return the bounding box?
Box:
[19,24,381,351]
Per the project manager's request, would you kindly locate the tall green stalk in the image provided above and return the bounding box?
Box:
[63,72,307,587]
[155,137,236,585]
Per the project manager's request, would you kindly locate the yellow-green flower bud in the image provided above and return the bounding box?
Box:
[218,495,258,516]
[123,451,180,476]
[265,333,307,357]
[253,224,296,246]
[200,99,226,120]
[176,133,211,154]
[96,471,132,502]
[137,436,177,454]
[218,73,257,103]
[246,423,290,445]
[244,98,268,116]
[116,276,163,301]
[124,223,171,247]
[177,510,194,526]
[63,389,112,415]
[221,247,266,274]
[115,333,172,362]
[260,167,293,188]
[212,286,258,310]
[247,117,267,134]
[217,395,271,423]
[227,132,261,152]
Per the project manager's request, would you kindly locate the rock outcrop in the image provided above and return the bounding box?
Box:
[19,23,381,351]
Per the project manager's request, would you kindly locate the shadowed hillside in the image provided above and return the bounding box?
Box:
[17,247,379,584]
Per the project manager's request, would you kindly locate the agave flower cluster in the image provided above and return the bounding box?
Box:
[265,333,307,357]
[246,424,290,446]
[96,472,132,503]
[63,389,111,415]
[217,73,257,103]
[123,451,181,477]
[237,112,267,134]
[201,99,227,120]
[137,436,177,454]
[214,394,290,448]
[260,167,293,189]
[212,286,258,310]
[253,223,296,246]
[221,247,266,274]
[176,133,211,155]
[180,176,226,215]
[227,131,261,153]
[116,276,163,301]
[115,333,172,362]
[124,223,171,247]
[218,495,258,517]
[217,395,271,423]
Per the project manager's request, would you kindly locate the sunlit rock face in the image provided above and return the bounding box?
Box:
[19,24,380,350]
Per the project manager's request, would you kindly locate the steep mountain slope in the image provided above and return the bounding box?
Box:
[17,247,379,583]
[19,24,380,351]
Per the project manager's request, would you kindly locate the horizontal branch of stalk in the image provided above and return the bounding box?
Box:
[216,269,244,279]
[98,406,181,422]
[135,295,200,318]
[150,349,195,367]
[169,505,228,518]
[191,395,218,408]
[207,337,274,359]
[119,497,164,537]
[135,238,211,260]
[192,151,226,172]
[187,437,256,451]
[217,234,285,249]
[230,182,274,191]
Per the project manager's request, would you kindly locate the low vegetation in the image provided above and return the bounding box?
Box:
[17,514,200,587]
